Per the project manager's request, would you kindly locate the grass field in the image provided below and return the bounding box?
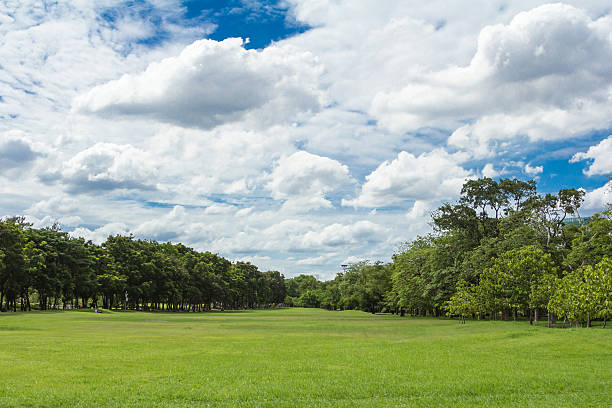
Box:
[0,308,610,407]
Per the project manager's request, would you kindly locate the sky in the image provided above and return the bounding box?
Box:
[1,0,611,280]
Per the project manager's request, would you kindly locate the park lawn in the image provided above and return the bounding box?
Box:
[0,308,610,407]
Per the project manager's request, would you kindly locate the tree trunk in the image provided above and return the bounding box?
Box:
[587,312,591,328]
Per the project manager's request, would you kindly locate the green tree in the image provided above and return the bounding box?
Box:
[0,220,26,311]
[446,280,477,323]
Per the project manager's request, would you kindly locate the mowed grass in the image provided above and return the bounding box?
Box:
[0,309,610,407]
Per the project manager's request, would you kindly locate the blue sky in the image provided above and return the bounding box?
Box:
[0,1,611,279]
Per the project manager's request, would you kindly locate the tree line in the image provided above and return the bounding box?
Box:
[1,177,609,327]
[0,220,286,312]
[285,178,611,327]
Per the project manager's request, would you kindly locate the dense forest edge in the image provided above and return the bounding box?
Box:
[1,177,610,328]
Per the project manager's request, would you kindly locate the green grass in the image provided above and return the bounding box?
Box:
[0,308,610,407]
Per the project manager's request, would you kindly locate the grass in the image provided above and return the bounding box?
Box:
[0,308,610,407]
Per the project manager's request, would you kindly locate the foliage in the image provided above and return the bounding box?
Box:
[549,257,611,327]
[0,220,286,312]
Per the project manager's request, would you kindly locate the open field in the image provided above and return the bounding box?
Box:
[0,308,610,407]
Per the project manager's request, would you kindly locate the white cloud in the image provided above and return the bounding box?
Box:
[368,3,612,155]
[210,218,317,254]
[524,163,543,176]
[0,1,205,142]
[447,107,612,158]
[0,130,43,171]
[54,142,158,193]
[74,38,323,129]
[571,135,612,176]
[301,220,387,248]
[203,204,236,215]
[582,181,612,210]
[343,149,472,208]
[481,163,500,178]
[296,255,334,266]
[406,200,433,222]
[132,205,188,241]
[235,207,253,217]
[71,222,129,244]
[209,216,390,259]
[26,195,80,216]
[266,151,351,211]
[145,124,294,201]
[24,214,83,230]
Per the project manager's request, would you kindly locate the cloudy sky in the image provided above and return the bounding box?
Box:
[1,1,611,279]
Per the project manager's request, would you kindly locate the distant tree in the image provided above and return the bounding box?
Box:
[262,271,286,304]
[550,258,611,327]
[0,220,26,311]
[565,210,612,270]
[446,280,477,323]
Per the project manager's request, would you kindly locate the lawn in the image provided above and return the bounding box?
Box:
[0,308,610,407]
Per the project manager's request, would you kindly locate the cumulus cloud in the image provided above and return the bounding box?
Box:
[70,222,129,244]
[481,163,500,178]
[0,0,210,143]
[210,217,389,257]
[0,131,42,171]
[524,163,543,176]
[233,208,252,218]
[211,218,316,254]
[0,138,38,170]
[369,3,612,156]
[132,205,188,242]
[406,200,433,221]
[150,125,293,202]
[301,220,388,248]
[296,255,334,266]
[74,38,323,129]
[343,149,472,208]
[582,181,611,211]
[26,195,80,216]
[24,214,83,230]
[571,135,612,176]
[52,143,158,193]
[266,151,351,211]
[203,203,236,215]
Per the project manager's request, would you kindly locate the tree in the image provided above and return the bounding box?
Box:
[527,189,585,248]
[565,210,612,270]
[590,258,612,327]
[446,280,477,323]
[0,220,26,311]
[262,271,286,304]
[473,247,557,321]
[551,258,612,328]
